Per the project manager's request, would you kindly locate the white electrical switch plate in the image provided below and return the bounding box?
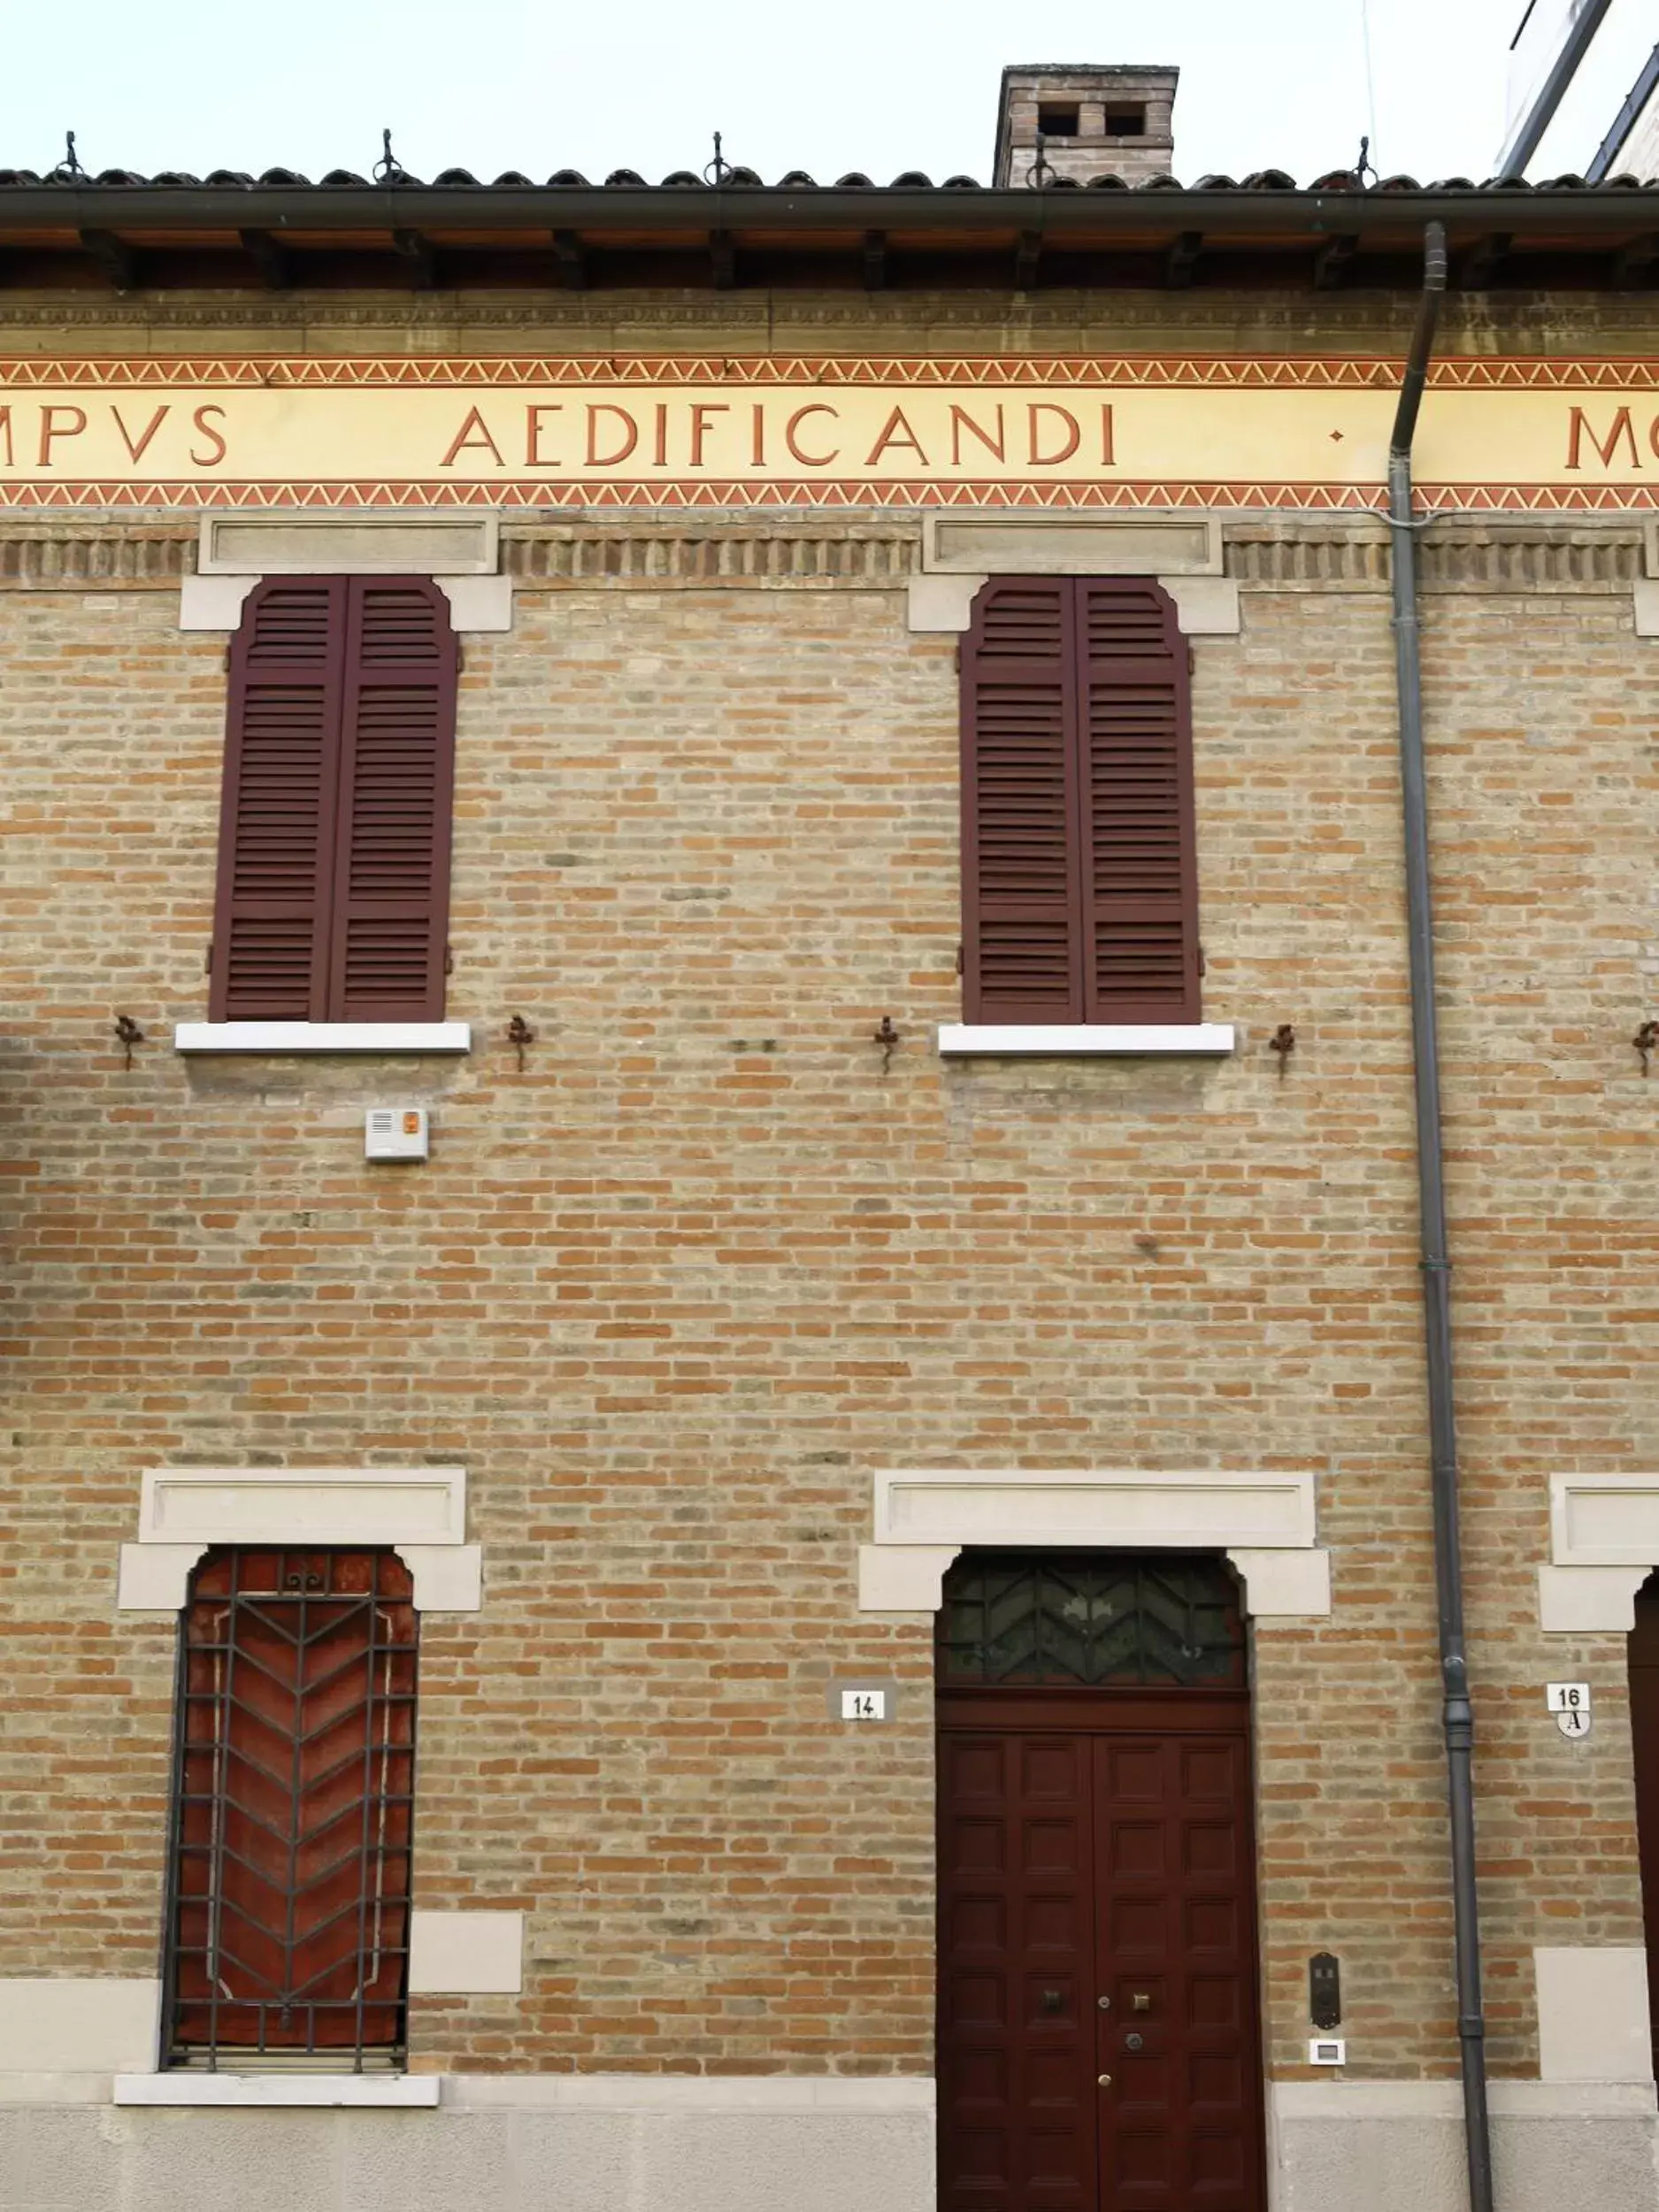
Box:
[365,1106,429,1162]
[1309,2038,1346,2066]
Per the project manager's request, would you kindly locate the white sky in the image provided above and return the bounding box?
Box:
[0,0,1653,189]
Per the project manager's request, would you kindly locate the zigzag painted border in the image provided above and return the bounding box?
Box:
[3,478,1656,512]
[2,355,1658,391]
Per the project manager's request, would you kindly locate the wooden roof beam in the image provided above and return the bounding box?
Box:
[1164,229,1202,288]
[80,227,138,292]
[1461,231,1512,288]
[1612,231,1659,287]
[864,228,887,290]
[710,227,736,288]
[391,227,437,289]
[552,229,587,289]
[1313,232,1359,288]
[1014,229,1041,292]
[238,227,293,290]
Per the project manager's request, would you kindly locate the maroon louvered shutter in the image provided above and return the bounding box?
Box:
[209,576,457,1023]
[960,577,1200,1025]
[209,579,348,1020]
[1077,577,1199,1021]
[327,580,457,1020]
[961,578,1082,1021]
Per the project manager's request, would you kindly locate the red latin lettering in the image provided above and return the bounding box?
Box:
[0,406,12,467]
[949,405,1004,466]
[441,406,505,469]
[1027,403,1080,466]
[526,404,564,465]
[38,404,87,465]
[1102,403,1115,466]
[653,403,668,466]
[1565,404,1640,471]
[111,403,169,464]
[785,404,839,466]
[688,403,729,466]
[189,405,228,467]
[864,405,928,467]
[586,403,639,466]
[751,402,766,465]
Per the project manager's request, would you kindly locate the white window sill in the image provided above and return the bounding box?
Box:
[174,1022,471,1056]
[938,1023,1235,1057]
[113,2072,440,2108]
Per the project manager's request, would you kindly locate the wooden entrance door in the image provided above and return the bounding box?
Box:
[1627,1571,1659,2053]
[937,1558,1267,2212]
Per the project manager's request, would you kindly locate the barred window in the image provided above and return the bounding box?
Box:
[160,1548,419,2071]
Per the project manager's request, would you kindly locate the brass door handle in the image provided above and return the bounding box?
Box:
[1097,2073,1112,2088]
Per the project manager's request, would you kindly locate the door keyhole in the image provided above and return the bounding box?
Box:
[1125,2032,1145,2052]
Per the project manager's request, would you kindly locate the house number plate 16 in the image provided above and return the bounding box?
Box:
[1546,1682,1592,1740]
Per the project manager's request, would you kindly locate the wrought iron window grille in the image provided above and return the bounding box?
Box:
[159,1547,419,2073]
[936,1551,1245,1687]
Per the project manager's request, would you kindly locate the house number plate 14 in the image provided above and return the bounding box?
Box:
[826,1680,899,1723]
[1546,1682,1592,1739]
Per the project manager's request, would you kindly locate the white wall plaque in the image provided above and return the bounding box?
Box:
[825,1678,899,1723]
[1548,1681,1593,1738]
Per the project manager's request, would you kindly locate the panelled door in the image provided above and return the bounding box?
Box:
[1626,1571,1659,2055]
[937,1555,1267,2212]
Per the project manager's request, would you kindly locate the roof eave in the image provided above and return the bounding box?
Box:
[0,182,1654,241]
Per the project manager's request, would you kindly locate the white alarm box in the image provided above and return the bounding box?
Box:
[365,1107,429,1162]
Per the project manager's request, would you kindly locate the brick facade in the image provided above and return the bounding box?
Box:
[4,280,1659,2208]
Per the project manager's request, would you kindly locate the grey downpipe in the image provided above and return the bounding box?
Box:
[1388,221,1494,2212]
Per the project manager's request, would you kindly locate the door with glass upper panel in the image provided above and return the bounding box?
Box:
[936,1554,1267,2212]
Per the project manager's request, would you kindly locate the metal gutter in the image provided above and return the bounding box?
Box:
[1386,218,1495,2212]
[0,181,1655,241]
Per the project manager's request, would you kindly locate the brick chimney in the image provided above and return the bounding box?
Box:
[995,64,1179,188]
